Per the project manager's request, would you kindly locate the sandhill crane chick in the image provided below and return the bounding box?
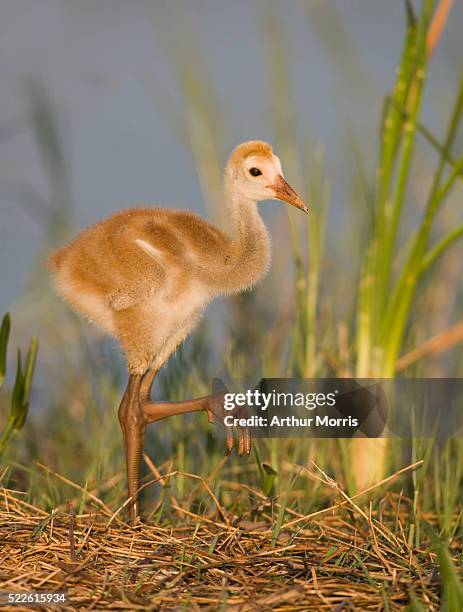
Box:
[48,141,308,523]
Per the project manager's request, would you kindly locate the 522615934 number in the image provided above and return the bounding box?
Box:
[0,592,67,606]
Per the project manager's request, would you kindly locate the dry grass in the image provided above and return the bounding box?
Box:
[0,465,453,611]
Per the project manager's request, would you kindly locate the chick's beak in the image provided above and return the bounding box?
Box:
[269,175,308,213]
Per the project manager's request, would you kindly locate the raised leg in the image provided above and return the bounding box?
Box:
[142,391,252,456]
[140,366,251,455]
[118,373,144,524]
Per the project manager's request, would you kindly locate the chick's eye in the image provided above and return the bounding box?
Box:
[249,167,262,177]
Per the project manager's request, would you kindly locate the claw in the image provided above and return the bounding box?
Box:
[238,430,245,456]
[226,427,234,454]
[245,428,252,455]
[208,393,252,458]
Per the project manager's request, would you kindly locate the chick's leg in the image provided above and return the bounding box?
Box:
[118,373,145,524]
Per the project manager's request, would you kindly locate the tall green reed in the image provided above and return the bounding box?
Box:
[357,0,463,378]
[352,0,463,487]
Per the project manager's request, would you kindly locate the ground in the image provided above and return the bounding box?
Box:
[0,483,445,611]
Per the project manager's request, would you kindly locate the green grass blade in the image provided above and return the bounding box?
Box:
[10,350,25,424]
[0,313,11,388]
[271,490,288,548]
[391,100,463,179]
[23,337,38,402]
[406,592,426,611]
[433,536,463,610]
[378,0,433,312]
[420,226,463,273]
